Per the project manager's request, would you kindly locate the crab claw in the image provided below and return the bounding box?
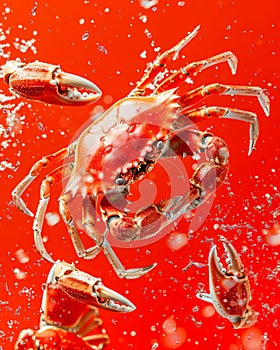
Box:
[2,60,101,106]
[196,236,258,329]
[51,261,135,313]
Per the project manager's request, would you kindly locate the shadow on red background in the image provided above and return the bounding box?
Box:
[0,0,279,349]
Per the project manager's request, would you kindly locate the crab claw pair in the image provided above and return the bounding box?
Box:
[2,61,101,105]
[196,236,258,329]
[47,261,135,314]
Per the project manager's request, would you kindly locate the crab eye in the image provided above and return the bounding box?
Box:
[154,140,164,150]
[115,175,126,186]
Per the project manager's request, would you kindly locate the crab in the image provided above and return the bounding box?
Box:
[14,261,135,349]
[5,26,269,279]
[196,236,258,329]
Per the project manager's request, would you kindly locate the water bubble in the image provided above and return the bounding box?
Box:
[45,212,60,227]
[37,122,45,131]
[201,305,216,318]
[167,232,188,251]
[13,38,37,54]
[140,50,147,59]
[15,249,29,264]
[161,316,187,349]
[139,0,158,9]
[97,45,108,54]
[31,2,38,16]
[241,327,262,350]
[162,315,177,334]
[139,14,148,23]
[82,31,90,41]
[13,268,27,280]
[263,225,280,246]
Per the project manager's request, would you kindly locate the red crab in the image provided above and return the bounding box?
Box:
[14,261,135,349]
[5,26,269,279]
[196,236,258,329]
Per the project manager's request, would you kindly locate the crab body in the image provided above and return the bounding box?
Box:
[71,93,176,195]
[68,91,204,244]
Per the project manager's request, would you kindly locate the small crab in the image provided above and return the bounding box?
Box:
[7,26,269,279]
[196,236,258,329]
[14,261,135,349]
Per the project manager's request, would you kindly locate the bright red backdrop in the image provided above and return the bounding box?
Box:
[0,0,279,349]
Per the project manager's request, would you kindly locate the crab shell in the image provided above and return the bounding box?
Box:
[68,90,181,197]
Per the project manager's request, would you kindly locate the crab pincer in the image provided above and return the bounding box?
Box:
[196,236,258,329]
[2,60,101,105]
[50,261,136,312]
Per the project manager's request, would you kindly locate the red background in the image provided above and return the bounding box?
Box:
[0,0,279,349]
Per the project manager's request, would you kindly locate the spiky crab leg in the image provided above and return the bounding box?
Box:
[2,60,101,105]
[196,236,258,329]
[129,25,200,96]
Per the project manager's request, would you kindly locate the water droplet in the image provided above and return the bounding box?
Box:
[15,249,30,264]
[45,212,60,226]
[139,0,158,9]
[97,45,108,54]
[82,31,90,41]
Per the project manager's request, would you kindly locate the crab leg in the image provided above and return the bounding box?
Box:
[154,51,237,93]
[71,307,103,337]
[33,164,74,263]
[101,237,157,279]
[129,25,200,96]
[177,83,270,116]
[33,164,99,263]
[82,195,104,245]
[80,194,157,279]
[179,106,259,155]
[12,141,77,216]
[59,192,100,260]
